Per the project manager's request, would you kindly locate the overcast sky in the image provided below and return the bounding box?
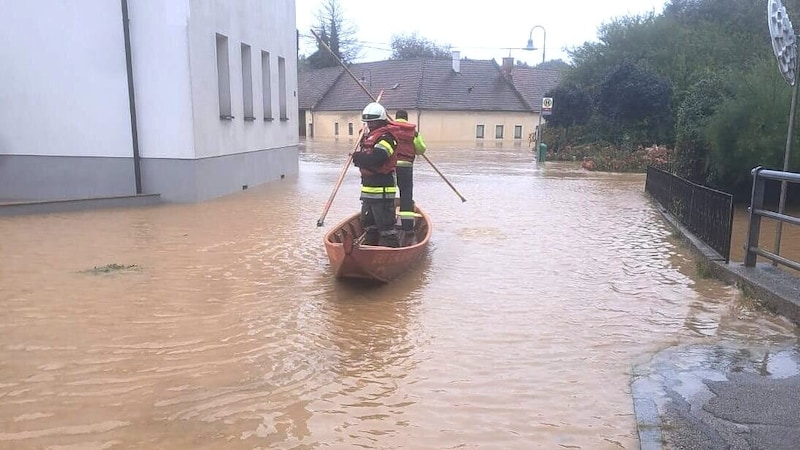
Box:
[296,0,669,65]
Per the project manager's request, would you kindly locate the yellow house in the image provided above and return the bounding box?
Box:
[298,53,563,146]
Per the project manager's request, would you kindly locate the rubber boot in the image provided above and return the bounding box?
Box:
[364,227,380,246]
[379,230,400,248]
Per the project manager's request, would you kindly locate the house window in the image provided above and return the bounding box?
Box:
[241,43,254,121]
[514,125,523,139]
[261,50,273,121]
[495,125,504,139]
[348,123,354,135]
[278,56,288,120]
[476,124,485,139]
[215,34,232,119]
[334,122,339,136]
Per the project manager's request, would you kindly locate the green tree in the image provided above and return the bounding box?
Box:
[390,33,450,59]
[596,62,673,146]
[673,72,731,182]
[303,0,360,70]
[543,84,592,130]
[705,58,800,197]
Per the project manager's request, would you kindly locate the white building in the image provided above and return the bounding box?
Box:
[0,0,299,203]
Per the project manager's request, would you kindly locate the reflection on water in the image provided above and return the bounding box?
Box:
[0,140,797,449]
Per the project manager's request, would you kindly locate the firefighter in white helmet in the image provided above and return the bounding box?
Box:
[352,102,400,247]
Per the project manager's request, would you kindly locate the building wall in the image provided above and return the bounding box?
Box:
[129,0,196,160]
[306,110,540,144]
[0,0,134,160]
[0,0,299,203]
[186,0,298,159]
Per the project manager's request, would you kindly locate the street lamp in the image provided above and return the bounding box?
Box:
[525,25,546,64]
[525,25,547,162]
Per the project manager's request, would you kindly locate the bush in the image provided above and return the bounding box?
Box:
[574,144,673,172]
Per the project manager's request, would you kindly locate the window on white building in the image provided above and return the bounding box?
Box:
[495,125,504,139]
[261,51,273,121]
[476,124,485,139]
[514,125,523,139]
[241,43,254,121]
[278,56,288,120]
[348,123,354,135]
[334,122,339,136]
[215,33,232,119]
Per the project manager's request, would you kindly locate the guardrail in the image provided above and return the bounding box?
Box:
[744,166,800,271]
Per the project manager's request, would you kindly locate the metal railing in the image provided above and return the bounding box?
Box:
[645,166,734,263]
[744,166,800,271]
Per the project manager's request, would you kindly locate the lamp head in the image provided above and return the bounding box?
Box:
[525,38,535,51]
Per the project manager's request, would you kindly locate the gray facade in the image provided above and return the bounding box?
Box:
[0,147,298,203]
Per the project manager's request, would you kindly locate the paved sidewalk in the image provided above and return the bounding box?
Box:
[633,345,800,450]
[639,204,800,449]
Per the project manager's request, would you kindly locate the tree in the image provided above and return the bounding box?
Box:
[704,58,800,197]
[596,62,673,146]
[536,59,570,71]
[303,0,360,70]
[390,33,450,59]
[543,84,592,130]
[673,73,731,183]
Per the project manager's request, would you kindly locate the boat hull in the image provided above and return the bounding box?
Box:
[323,207,431,282]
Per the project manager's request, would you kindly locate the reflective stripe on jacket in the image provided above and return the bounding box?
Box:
[354,125,398,196]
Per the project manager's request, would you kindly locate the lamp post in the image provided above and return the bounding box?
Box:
[525,25,547,161]
[525,25,546,64]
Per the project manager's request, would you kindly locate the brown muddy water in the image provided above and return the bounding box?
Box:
[1,140,798,449]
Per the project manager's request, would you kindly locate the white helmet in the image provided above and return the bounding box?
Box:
[361,102,387,122]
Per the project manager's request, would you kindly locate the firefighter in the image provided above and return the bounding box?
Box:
[352,102,400,248]
[392,109,427,244]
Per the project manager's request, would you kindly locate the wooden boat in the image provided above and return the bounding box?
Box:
[323,207,431,282]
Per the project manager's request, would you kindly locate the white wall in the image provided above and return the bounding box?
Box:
[0,0,133,158]
[129,0,196,159]
[187,0,299,159]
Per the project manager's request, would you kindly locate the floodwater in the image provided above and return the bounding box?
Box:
[1,140,798,450]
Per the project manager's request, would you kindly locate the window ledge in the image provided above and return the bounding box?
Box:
[220,114,235,120]
[244,116,256,122]
[280,117,289,121]
[264,117,275,122]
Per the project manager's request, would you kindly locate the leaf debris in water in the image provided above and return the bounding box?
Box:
[82,263,140,274]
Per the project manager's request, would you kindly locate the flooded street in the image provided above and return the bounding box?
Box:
[1,140,798,449]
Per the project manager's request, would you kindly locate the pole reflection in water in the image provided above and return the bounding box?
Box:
[0,140,797,449]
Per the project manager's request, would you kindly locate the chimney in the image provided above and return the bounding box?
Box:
[502,57,514,76]
[452,51,461,73]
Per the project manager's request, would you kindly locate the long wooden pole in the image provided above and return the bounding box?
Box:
[309,29,467,203]
[316,90,384,227]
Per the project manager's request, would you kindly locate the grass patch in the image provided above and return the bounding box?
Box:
[695,261,713,279]
[82,263,140,275]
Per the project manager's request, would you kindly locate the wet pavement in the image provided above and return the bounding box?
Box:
[633,344,800,450]
[635,204,800,449]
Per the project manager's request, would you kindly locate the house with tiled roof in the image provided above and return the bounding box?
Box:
[298,52,563,145]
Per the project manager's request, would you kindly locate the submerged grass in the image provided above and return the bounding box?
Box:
[82,263,140,275]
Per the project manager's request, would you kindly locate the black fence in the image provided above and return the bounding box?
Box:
[645,166,734,263]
